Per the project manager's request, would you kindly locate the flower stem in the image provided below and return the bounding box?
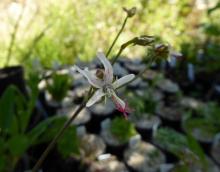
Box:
[111,39,134,65]
[106,16,128,58]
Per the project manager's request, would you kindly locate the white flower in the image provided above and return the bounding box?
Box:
[74,52,135,117]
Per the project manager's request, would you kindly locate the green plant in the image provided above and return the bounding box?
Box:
[127,91,157,118]
[154,128,208,171]
[154,128,188,154]
[110,117,137,143]
[0,86,79,171]
[46,72,72,102]
[28,116,79,157]
[127,93,145,116]
[184,102,220,138]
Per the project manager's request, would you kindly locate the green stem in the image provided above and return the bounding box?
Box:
[111,39,134,65]
[111,47,123,65]
[106,16,128,58]
[4,6,24,67]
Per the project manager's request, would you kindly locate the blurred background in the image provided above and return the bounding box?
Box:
[0,0,219,67]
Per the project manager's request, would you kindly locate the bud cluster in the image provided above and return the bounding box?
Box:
[123,7,137,18]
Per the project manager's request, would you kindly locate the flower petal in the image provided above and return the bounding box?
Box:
[86,89,105,107]
[97,52,113,83]
[112,92,126,110]
[74,65,103,88]
[112,74,135,89]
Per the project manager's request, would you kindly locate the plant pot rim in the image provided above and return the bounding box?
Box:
[124,141,165,172]
[79,134,106,159]
[131,115,161,130]
[88,154,128,172]
[156,104,183,121]
[0,65,23,79]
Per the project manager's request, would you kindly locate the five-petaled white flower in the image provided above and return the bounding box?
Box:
[74,52,135,118]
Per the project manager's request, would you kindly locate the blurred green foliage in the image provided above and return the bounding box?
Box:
[0,85,79,171]
[46,72,72,102]
[110,116,137,143]
[0,0,219,71]
[154,128,208,171]
[183,102,220,138]
[127,90,157,117]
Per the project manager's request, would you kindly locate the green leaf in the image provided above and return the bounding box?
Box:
[28,116,79,157]
[0,86,16,131]
[186,134,208,171]
[0,85,33,135]
[172,164,189,172]
[0,156,6,172]
[47,73,71,102]
[183,118,218,137]
[0,138,5,153]
[7,135,29,156]
[110,117,137,143]
[27,116,67,145]
[153,128,188,157]
[57,126,79,157]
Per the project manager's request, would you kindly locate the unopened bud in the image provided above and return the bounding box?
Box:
[96,69,104,80]
[123,7,136,18]
[133,35,155,46]
[154,44,169,59]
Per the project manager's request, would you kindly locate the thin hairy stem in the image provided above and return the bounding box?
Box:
[4,5,25,67]
[111,39,134,65]
[111,47,123,65]
[106,16,128,58]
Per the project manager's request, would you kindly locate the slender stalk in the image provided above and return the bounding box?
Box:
[4,5,24,67]
[111,47,123,65]
[32,103,86,172]
[111,39,134,65]
[106,16,128,58]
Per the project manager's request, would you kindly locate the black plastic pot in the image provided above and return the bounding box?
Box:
[124,141,166,172]
[0,65,27,96]
[156,105,183,132]
[39,91,62,116]
[131,116,161,142]
[105,143,127,160]
[100,126,128,160]
[86,102,116,134]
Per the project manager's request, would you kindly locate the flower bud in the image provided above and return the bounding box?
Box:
[123,7,136,18]
[154,44,169,59]
[133,35,155,46]
[96,69,105,80]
